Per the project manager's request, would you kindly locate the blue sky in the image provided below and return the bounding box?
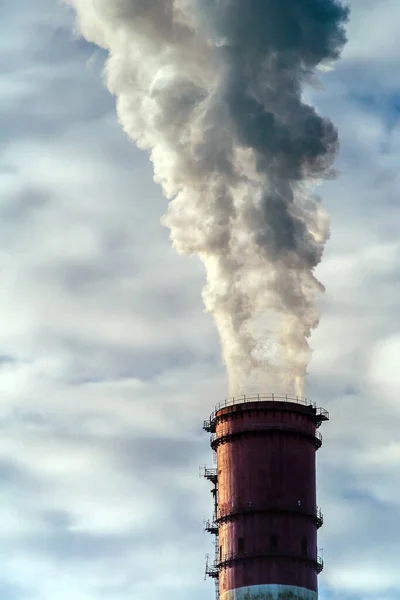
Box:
[1,1,399,599]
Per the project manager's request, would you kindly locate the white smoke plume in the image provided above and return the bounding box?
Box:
[66,0,349,396]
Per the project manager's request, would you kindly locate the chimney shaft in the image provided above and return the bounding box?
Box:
[203,394,328,600]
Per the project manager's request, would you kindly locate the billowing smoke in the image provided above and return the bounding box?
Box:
[67,0,349,396]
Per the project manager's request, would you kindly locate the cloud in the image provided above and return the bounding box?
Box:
[1,1,400,600]
[0,3,222,600]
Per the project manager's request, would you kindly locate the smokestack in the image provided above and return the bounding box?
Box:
[68,0,349,397]
[203,394,329,600]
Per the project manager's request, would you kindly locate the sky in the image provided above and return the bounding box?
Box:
[0,1,399,599]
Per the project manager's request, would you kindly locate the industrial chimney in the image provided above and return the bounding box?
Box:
[203,394,328,600]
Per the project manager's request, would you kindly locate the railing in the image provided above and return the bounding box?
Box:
[200,467,217,483]
[317,553,324,573]
[205,395,329,430]
[214,549,324,573]
[204,519,218,535]
[205,555,219,579]
[316,507,324,529]
[207,394,321,424]
[316,407,329,419]
[214,394,315,417]
[203,419,216,433]
[210,425,323,450]
[315,407,329,427]
[216,503,324,527]
[315,430,322,448]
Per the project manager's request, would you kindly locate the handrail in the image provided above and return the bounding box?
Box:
[317,553,324,573]
[205,396,329,429]
[216,504,323,529]
[210,425,322,449]
[205,556,219,579]
[203,468,217,477]
[204,519,218,534]
[208,394,319,423]
[316,407,329,418]
[200,465,217,477]
[214,549,324,571]
[218,394,315,412]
